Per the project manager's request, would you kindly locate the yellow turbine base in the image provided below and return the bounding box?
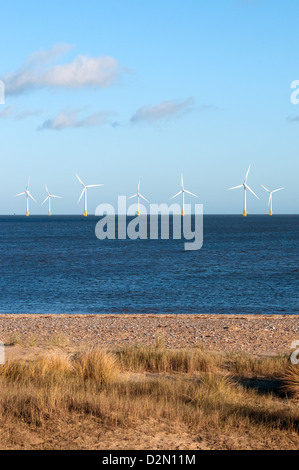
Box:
[48,212,51,217]
[182,211,185,217]
[270,211,273,216]
[243,210,247,217]
[137,211,140,216]
[84,211,88,217]
[26,211,29,217]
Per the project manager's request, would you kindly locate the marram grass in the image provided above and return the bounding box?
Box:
[0,347,298,450]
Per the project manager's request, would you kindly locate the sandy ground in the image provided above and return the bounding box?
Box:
[0,314,298,356]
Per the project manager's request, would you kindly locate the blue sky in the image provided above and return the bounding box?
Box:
[0,0,298,214]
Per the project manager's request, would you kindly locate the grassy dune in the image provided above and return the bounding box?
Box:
[0,344,298,450]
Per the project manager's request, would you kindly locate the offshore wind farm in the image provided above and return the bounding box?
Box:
[3,162,295,317]
[12,166,287,217]
[3,163,296,318]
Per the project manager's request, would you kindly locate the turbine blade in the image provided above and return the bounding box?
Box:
[50,195,62,199]
[28,192,37,203]
[272,188,285,194]
[128,194,137,200]
[78,189,85,204]
[42,196,49,205]
[138,181,141,193]
[268,194,272,207]
[16,192,25,197]
[184,189,198,198]
[228,185,243,191]
[139,193,149,203]
[45,185,50,195]
[245,165,251,183]
[27,178,31,190]
[261,185,270,193]
[181,174,184,189]
[76,173,85,187]
[170,191,183,200]
[247,185,259,200]
[86,184,103,189]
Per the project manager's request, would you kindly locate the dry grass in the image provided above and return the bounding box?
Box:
[5,334,23,347]
[0,350,118,387]
[73,349,119,385]
[116,343,219,373]
[283,366,299,399]
[226,353,289,377]
[0,346,298,450]
[0,356,73,385]
[46,335,70,348]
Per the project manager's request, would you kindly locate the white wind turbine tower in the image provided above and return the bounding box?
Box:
[228,165,259,217]
[16,179,36,217]
[261,185,284,216]
[76,173,103,217]
[170,175,198,216]
[42,185,62,216]
[128,181,149,216]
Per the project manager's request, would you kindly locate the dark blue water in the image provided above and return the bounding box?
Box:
[0,216,298,315]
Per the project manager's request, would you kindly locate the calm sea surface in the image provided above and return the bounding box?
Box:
[0,215,298,315]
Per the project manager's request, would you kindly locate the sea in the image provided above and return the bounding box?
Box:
[0,215,298,315]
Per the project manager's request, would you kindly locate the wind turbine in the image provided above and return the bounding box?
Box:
[76,173,103,217]
[128,181,149,216]
[16,179,36,217]
[261,185,284,216]
[42,185,62,216]
[170,175,198,216]
[228,165,259,217]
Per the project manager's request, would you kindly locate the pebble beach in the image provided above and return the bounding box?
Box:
[0,314,298,355]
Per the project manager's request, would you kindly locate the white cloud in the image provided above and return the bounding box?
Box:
[2,44,125,95]
[16,109,43,120]
[0,106,43,120]
[0,106,14,118]
[131,97,195,124]
[39,109,110,131]
[21,43,74,69]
